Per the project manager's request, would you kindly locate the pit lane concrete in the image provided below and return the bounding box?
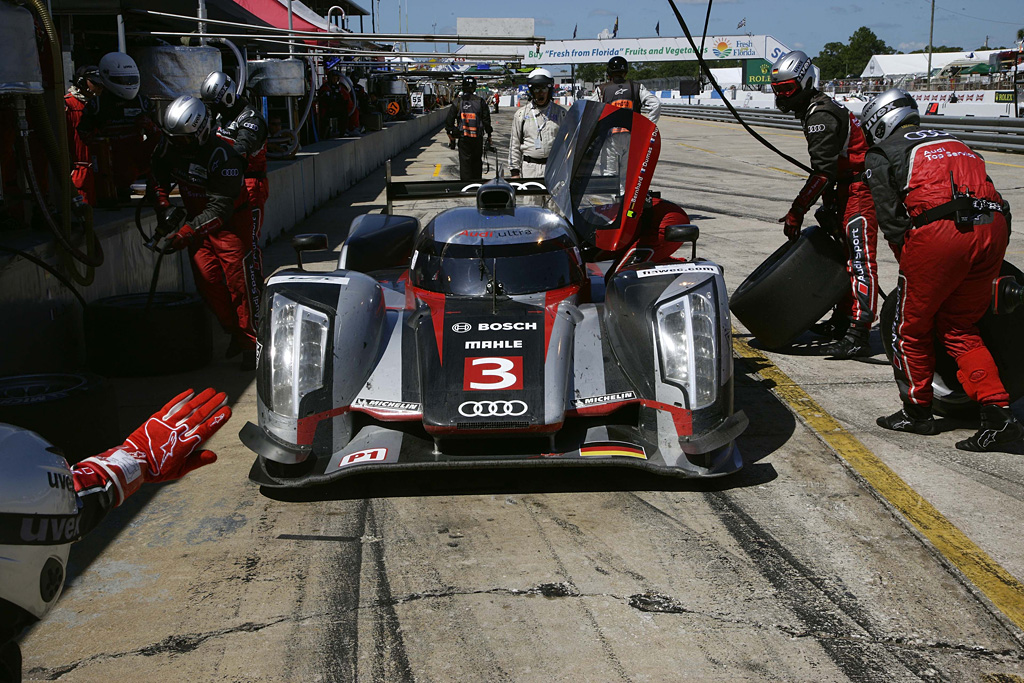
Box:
[18,110,1024,681]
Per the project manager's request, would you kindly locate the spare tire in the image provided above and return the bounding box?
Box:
[85,292,212,377]
[730,225,848,349]
[878,261,1024,416]
[0,373,120,463]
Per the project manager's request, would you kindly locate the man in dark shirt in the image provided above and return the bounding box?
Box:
[445,76,493,180]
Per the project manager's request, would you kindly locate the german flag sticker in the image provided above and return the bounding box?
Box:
[579,441,647,459]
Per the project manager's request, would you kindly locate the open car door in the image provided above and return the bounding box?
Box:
[545,100,661,253]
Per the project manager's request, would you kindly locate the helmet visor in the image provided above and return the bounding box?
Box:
[771,79,800,97]
[108,74,139,86]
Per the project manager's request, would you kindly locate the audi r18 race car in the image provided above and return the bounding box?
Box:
[240,101,748,487]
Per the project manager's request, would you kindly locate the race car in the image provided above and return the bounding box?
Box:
[240,101,748,487]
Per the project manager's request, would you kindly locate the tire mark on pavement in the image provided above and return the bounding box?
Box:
[365,502,414,683]
[321,499,370,682]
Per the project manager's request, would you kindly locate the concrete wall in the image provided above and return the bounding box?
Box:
[0,108,448,375]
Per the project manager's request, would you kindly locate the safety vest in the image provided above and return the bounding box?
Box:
[599,81,641,112]
[458,96,483,138]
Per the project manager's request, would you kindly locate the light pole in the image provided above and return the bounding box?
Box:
[927,0,935,88]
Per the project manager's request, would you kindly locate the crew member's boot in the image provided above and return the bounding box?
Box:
[876,401,938,435]
[809,310,848,341]
[955,404,1024,451]
[827,323,871,359]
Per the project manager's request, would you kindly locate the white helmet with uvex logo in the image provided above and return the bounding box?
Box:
[860,87,920,144]
[0,424,78,633]
[770,50,817,113]
[98,51,140,100]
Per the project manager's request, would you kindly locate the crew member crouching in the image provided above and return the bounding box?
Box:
[861,88,1022,451]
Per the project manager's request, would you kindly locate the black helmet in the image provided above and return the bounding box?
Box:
[462,76,477,94]
[607,56,628,74]
[72,65,100,88]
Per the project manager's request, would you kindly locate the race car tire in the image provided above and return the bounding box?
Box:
[729,225,848,350]
[85,292,212,377]
[877,261,1024,416]
[0,372,120,463]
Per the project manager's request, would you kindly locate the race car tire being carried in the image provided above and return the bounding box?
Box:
[877,261,1024,417]
[85,292,213,377]
[729,225,848,350]
[0,372,120,463]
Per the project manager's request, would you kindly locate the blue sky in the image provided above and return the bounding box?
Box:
[372,0,1023,56]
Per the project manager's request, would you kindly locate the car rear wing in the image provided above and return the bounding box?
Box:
[384,160,549,215]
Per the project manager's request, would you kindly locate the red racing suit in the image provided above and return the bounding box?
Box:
[636,197,691,263]
[150,136,260,347]
[64,87,94,205]
[77,91,159,202]
[317,81,351,135]
[215,100,269,297]
[798,91,879,328]
[865,125,1011,407]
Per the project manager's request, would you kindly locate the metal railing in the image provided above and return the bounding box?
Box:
[660,104,1024,154]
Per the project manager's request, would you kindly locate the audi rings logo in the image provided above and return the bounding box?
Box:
[452,322,472,333]
[458,400,528,417]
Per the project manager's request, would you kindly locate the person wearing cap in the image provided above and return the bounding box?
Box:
[0,388,230,682]
[64,66,101,206]
[588,56,661,123]
[77,52,160,206]
[445,76,493,180]
[508,68,566,202]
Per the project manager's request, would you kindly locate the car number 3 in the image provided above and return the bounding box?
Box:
[464,356,524,391]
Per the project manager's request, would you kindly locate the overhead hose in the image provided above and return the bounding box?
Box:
[0,245,87,308]
[665,0,813,174]
[24,0,102,283]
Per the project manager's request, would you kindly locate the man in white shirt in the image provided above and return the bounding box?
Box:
[508,68,568,180]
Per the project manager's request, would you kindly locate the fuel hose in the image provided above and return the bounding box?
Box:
[0,245,87,308]
[665,0,813,175]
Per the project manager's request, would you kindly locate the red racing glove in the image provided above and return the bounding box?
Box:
[779,207,805,240]
[78,389,230,505]
[170,224,198,250]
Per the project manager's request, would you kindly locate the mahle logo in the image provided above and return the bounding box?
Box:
[712,41,732,58]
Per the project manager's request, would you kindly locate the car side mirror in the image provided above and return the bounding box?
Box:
[664,224,699,260]
[291,233,329,271]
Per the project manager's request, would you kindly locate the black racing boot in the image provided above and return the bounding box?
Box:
[809,312,849,341]
[955,404,1024,451]
[827,324,872,359]
[876,402,938,435]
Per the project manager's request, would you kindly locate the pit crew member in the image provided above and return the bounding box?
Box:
[588,56,661,124]
[445,76,492,180]
[771,50,879,359]
[861,88,1022,451]
[0,388,230,682]
[64,65,101,206]
[508,68,567,182]
[150,96,259,369]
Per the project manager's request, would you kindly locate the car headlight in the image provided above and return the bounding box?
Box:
[269,293,330,419]
[655,281,718,409]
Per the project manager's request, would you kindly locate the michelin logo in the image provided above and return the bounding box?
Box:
[352,398,421,412]
[571,391,637,408]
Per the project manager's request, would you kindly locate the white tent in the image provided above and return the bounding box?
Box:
[860,50,1001,78]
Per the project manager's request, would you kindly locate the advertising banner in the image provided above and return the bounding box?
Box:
[523,35,790,66]
[743,59,773,86]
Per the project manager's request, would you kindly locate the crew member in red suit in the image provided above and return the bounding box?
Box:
[861,88,1021,451]
[0,388,230,682]
[77,52,159,206]
[64,65,101,205]
[201,70,269,359]
[150,96,258,370]
[634,193,691,263]
[317,69,351,138]
[770,50,879,359]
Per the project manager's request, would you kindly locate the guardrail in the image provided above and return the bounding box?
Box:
[661,103,1024,155]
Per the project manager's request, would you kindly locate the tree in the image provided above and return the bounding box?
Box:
[909,45,962,53]
[814,27,896,80]
[1017,27,1023,43]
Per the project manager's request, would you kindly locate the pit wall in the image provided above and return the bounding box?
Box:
[0,108,449,375]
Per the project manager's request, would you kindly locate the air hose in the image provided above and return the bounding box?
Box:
[0,245,87,308]
[665,0,813,174]
[24,0,102,283]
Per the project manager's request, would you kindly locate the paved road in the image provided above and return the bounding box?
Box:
[19,110,1024,682]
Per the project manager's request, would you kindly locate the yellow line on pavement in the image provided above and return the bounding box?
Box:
[987,160,1024,169]
[677,142,717,155]
[733,335,1024,630]
[768,166,804,177]
[433,164,441,177]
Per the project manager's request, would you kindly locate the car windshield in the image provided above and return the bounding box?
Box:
[410,235,584,296]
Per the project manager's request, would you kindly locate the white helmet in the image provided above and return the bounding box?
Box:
[0,424,78,630]
[200,71,237,111]
[770,50,816,113]
[162,95,213,147]
[860,88,920,144]
[98,52,140,100]
[527,68,554,101]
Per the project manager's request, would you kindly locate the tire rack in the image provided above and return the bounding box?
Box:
[660,103,1024,155]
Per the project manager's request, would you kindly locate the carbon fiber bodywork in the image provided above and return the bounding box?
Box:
[242,102,748,487]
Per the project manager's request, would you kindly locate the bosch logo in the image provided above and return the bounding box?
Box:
[458,400,528,417]
[452,322,472,333]
[477,322,537,331]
